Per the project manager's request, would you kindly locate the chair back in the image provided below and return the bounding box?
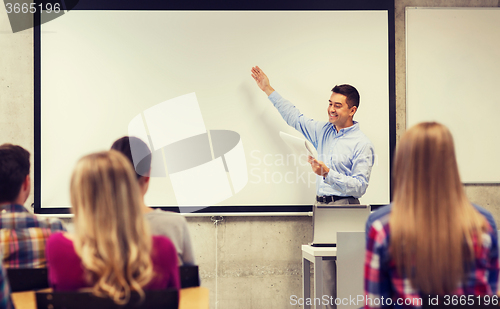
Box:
[36,289,179,309]
[180,265,200,288]
[6,267,49,292]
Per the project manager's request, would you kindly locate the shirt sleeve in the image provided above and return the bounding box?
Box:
[268,91,326,148]
[0,256,14,309]
[487,219,499,293]
[324,142,375,198]
[49,218,67,233]
[364,221,392,309]
[181,218,196,266]
[156,237,181,290]
[46,232,62,290]
[46,232,87,291]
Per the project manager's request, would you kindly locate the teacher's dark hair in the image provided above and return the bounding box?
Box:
[0,144,30,203]
[332,84,360,109]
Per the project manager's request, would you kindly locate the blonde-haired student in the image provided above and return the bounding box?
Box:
[364,122,498,308]
[46,151,180,305]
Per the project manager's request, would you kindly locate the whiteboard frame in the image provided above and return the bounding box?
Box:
[33,0,396,214]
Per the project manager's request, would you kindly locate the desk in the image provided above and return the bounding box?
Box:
[180,287,209,309]
[302,244,337,309]
[11,287,209,309]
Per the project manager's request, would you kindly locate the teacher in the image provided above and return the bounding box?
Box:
[251,66,375,307]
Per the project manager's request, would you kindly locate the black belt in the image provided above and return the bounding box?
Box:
[316,195,353,203]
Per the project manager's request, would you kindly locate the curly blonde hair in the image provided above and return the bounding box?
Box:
[70,150,153,304]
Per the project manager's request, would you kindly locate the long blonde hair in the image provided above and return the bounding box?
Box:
[390,122,487,295]
[70,150,153,304]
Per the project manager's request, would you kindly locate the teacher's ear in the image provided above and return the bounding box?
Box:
[349,106,357,117]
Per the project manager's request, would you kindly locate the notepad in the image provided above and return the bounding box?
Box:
[279,131,318,159]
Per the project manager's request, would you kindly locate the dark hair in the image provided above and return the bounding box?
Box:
[110,137,151,179]
[332,84,360,109]
[0,144,30,203]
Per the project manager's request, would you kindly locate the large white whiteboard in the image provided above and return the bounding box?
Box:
[406,8,500,183]
[40,11,390,209]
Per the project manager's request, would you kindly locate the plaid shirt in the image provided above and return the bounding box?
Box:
[0,255,13,309]
[364,204,499,309]
[0,204,66,269]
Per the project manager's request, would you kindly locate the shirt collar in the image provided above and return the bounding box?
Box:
[334,121,359,134]
[0,204,30,214]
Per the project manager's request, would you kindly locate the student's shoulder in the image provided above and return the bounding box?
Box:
[145,209,187,223]
[21,211,66,231]
[46,233,81,271]
[152,235,176,251]
[0,210,65,231]
[147,209,182,217]
[366,204,392,231]
[46,232,75,258]
[152,235,178,261]
[473,203,493,217]
[472,204,497,231]
[42,216,66,230]
[47,231,72,246]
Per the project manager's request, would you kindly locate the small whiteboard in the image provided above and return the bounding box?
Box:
[406,7,500,183]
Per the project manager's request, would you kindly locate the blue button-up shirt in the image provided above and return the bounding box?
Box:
[269,91,375,198]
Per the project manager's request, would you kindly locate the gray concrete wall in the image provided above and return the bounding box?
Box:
[2,1,500,308]
[394,0,500,225]
[187,216,311,308]
[0,6,34,204]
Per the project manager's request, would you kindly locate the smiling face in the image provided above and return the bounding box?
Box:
[328,92,357,131]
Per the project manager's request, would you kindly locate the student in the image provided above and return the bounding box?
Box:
[364,122,498,308]
[251,66,375,308]
[0,144,66,268]
[46,151,180,305]
[111,136,196,266]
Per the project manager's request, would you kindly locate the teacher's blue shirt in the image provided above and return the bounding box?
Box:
[268,91,375,198]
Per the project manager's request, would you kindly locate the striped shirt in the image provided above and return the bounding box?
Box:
[364,204,499,309]
[0,204,66,268]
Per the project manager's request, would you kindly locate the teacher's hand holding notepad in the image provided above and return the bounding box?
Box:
[279,131,329,177]
[307,156,330,178]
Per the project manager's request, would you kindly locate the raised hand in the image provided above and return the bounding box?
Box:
[251,66,275,96]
